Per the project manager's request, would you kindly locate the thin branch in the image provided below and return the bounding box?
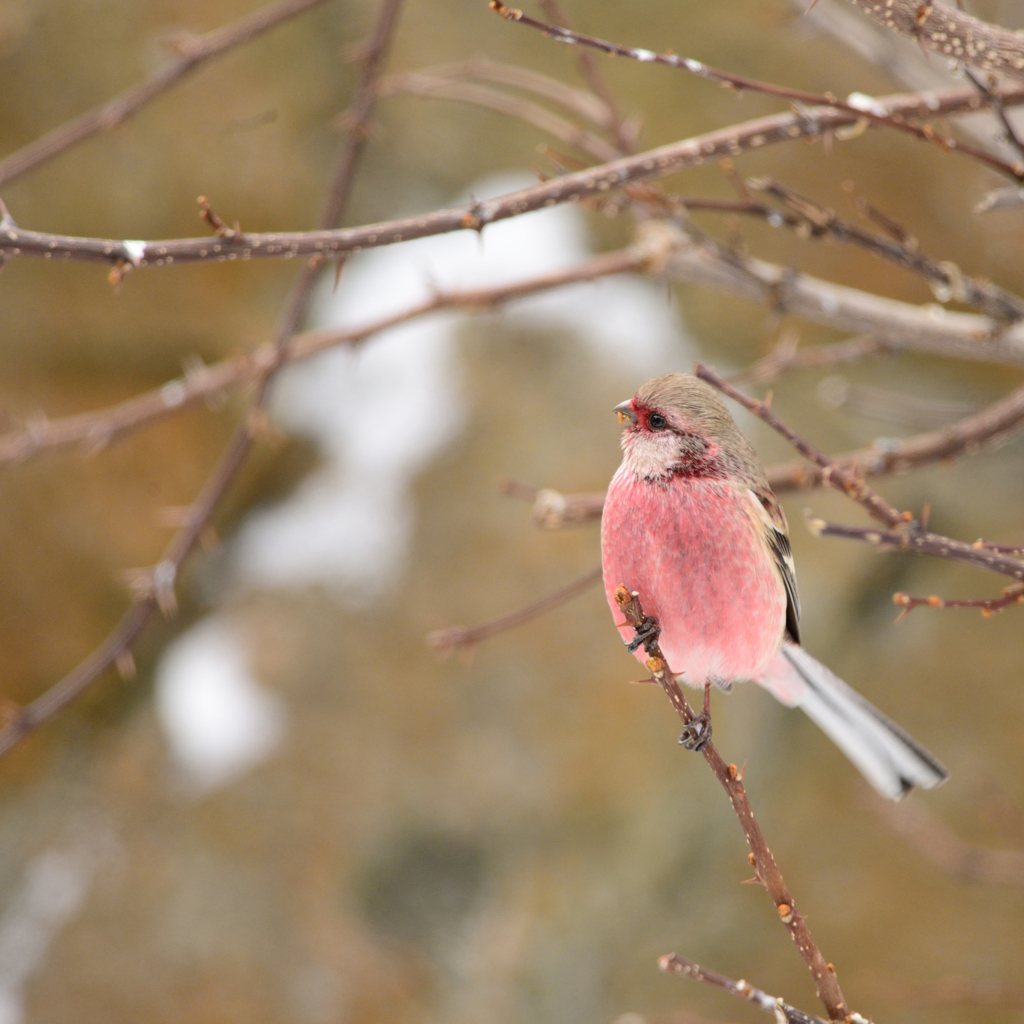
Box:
[490,1,1024,181]
[426,566,602,655]
[816,376,979,430]
[537,0,637,154]
[747,177,1024,323]
[0,0,336,188]
[658,226,1024,366]
[727,335,887,388]
[892,583,1024,617]
[695,363,909,527]
[497,376,1024,529]
[0,246,652,466]
[4,82,1024,268]
[806,518,1024,584]
[0,0,406,761]
[658,955,833,1024]
[874,798,1024,886]
[845,0,1024,83]
[399,58,612,128]
[380,72,621,161]
[614,588,849,1020]
[964,67,1024,165]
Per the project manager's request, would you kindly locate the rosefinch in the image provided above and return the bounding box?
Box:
[601,372,948,799]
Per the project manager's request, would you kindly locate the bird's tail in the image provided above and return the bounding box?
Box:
[755,642,949,801]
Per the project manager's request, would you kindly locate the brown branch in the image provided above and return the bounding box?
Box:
[874,798,1024,886]
[964,67,1024,165]
[657,227,1024,367]
[537,0,637,154]
[0,0,336,188]
[0,0,406,761]
[892,583,1024,618]
[0,246,652,467]
[3,82,1024,268]
[490,1,1024,181]
[806,518,1024,584]
[426,566,602,655]
[816,376,979,431]
[614,587,848,1020]
[846,0,1024,83]
[727,335,886,388]
[380,72,621,162]
[497,374,1024,530]
[747,177,1024,323]
[396,58,612,129]
[659,955,831,1024]
[695,363,908,527]
[495,477,608,529]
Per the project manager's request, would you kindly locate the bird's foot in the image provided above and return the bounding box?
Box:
[678,712,712,752]
[626,615,661,654]
[678,682,713,752]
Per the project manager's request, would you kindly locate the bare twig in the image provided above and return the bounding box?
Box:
[0,0,336,188]
[393,58,612,129]
[695,363,909,527]
[426,566,602,655]
[874,798,1024,886]
[964,68,1024,165]
[0,0,406,760]
[4,83,1024,268]
[537,0,637,154]
[495,478,607,528]
[0,246,653,467]
[816,376,978,430]
[845,0,1024,83]
[614,587,849,1020]
[659,230,1024,366]
[659,955,831,1024]
[727,335,886,388]
[892,583,1024,618]
[381,72,621,161]
[490,1,1024,181]
[497,376,1024,532]
[747,177,1024,323]
[806,518,1024,584]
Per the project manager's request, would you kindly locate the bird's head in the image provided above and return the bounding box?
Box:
[615,372,762,483]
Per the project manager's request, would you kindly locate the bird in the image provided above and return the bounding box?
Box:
[600,371,948,800]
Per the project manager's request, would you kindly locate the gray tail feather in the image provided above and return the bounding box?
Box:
[781,644,949,801]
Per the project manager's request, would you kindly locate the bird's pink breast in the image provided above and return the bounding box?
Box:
[601,466,786,686]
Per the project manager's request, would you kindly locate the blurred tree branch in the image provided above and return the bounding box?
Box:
[874,798,1024,886]
[489,1,1024,180]
[845,0,1024,83]
[3,82,1023,268]
[0,0,339,188]
[614,587,849,1020]
[0,0,407,760]
[0,246,653,465]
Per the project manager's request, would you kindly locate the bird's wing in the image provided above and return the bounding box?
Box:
[748,487,801,644]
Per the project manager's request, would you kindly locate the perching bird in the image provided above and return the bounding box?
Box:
[600,372,948,800]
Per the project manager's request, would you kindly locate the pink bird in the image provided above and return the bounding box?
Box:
[601,372,948,800]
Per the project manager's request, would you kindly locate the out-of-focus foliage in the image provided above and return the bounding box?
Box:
[0,2,1022,1023]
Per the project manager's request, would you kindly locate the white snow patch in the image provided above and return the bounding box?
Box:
[155,618,285,796]
[232,171,691,594]
[0,829,113,1024]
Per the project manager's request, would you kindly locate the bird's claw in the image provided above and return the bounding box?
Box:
[678,711,712,752]
[626,615,661,654]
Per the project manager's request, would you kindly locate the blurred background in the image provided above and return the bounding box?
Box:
[1,0,1023,1022]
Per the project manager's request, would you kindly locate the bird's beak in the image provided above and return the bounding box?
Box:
[614,400,637,425]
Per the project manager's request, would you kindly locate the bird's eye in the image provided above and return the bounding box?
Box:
[648,413,667,430]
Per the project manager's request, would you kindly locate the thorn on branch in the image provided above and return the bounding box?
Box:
[198,195,240,239]
[115,650,137,681]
